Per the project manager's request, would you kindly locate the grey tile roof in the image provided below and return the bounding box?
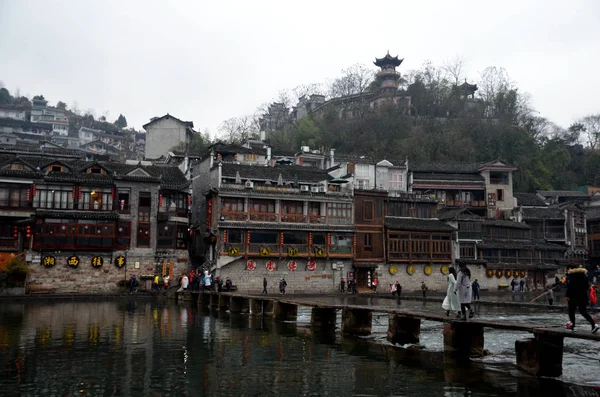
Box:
[521,207,564,220]
[538,190,590,198]
[385,216,456,232]
[437,208,483,221]
[410,162,481,173]
[218,221,355,232]
[413,172,485,183]
[483,219,531,229]
[514,193,547,207]
[477,239,566,251]
[221,163,331,184]
[585,206,600,222]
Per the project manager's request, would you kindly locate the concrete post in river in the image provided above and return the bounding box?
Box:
[516,333,564,377]
[387,315,421,345]
[229,296,250,314]
[273,302,298,322]
[443,322,484,358]
[218,294,229,311]
[310,307,337,327]
[341,307,372,336]
[251,299,274,317]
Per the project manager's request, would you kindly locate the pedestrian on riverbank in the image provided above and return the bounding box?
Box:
[590,284,597,309]
[455,263,473,321]
[152,275,160,293]
[519,279,525,293]
[225,277,232,292]
[395,281,402,299]
[262,277,268,295]
[442,267,460,317]
[511,278,517,292]
[564,265,599,333]
[421,281,428,299]
[340,278,346,293]
[372,278,378,292]
[390,283,397,297]
[548,286,554,305]
[129,275,138,294]
[472,279,480,301]
[163,275,169,291]
[279,278,287,294]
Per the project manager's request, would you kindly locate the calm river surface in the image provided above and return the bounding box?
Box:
[0,296,599,397]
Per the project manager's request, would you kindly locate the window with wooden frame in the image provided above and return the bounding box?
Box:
[249,199,275,213]
[137,223,151,247]
[138,192,151,222]
[327,202,352,218]
[363,200,374,221]
[496,189,504,201]
[363,233,373,251]
[222,197,244,212]
[459,243,475,259]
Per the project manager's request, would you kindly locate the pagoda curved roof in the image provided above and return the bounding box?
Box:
[374,53,403,67]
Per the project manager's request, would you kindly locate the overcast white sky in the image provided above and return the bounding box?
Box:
[1,0,599,136]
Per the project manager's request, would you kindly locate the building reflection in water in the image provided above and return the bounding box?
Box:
[0,300,592,397]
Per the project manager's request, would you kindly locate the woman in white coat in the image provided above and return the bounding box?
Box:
[442,267,460,317]
[455,263,474,321]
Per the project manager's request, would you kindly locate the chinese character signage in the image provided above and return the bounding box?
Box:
[67,255,80,268]
[42,256,56,268]
[92,256,103,267]
[114,255,126,268]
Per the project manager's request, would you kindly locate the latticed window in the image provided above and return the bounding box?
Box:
[328,203,351,218]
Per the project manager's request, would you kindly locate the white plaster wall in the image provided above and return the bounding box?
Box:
[145,118,190,159]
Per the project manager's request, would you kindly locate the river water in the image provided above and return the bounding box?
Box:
[0,296,599,397]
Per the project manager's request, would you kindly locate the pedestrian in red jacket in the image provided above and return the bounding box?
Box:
[590,285,597,309]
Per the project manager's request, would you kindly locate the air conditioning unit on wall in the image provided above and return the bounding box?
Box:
[310,186,319,193]
[318,186,326,193]
[300,185,309,192]
[244,181,254,189]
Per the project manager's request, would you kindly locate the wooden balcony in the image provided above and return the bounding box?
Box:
[221,243,354,258]
[249,212,278,222]
[280,214,307,223]
[221,211,248,221]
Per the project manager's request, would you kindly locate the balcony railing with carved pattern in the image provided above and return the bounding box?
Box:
[280,214,306,223]
[309,215,326,224]
[249,212,278,222]
[221,211,248,221]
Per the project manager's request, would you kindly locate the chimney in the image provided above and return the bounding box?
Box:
[266,146,272,165]
[259,129,266,142]
[329,148,335,167]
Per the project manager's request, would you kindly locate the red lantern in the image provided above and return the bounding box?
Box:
[111,188,115,201]
[223,230,227,243]
[188,195,192,206]
[353,233,357,247]
[72,186,76,199]
[78,187,82,200]
[32,184,36,197]
[13,226,18,239]
[327,233,331,245]
[26,225,31,239]
[159,194,163,207]
[308,232,313,245]
[26,189,31,201]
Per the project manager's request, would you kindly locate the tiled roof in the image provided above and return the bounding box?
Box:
[585,206,600,222]
[437,208,483,221]
[385,216,456,232]
[143,114,194,129]
[210,142,267,155]
[538,190,590,198]
[35,210,120,220]
[221,163,330,184]
[410,162,481,173]
[514,193,547,207]
[413,172,485,183]
[521,207,564,220]
[483,219,531,229]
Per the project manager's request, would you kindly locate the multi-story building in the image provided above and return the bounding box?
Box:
[192,147,355,292]
[410,160,517,217]
[144,114,195,160]
[0,147,190,293]
[516,192,588,268]
[30,98,69,136]
[0,107,26,120]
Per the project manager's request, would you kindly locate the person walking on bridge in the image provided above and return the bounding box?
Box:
[564,265,599,333]
[455,263,473,321]
[262,277,268,295]
[442,267,460,317]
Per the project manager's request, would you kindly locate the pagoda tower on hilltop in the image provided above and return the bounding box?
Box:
[374,52,403,94]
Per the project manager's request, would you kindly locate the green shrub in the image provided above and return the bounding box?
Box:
[1,258,30,288]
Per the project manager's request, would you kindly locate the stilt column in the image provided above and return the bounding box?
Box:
[229,296,249,314]
[443,322,484,358]
[341,308,372,336]
[311,307,337,328]
[387,315,421,345]
[516,334,564,377]
[218,294,229,311]
[209,293,218,308]
[274,302,298,322]
[251,299,274,317]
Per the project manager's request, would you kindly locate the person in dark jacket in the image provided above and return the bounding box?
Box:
[262,277,268,295]
[565,265,599,333]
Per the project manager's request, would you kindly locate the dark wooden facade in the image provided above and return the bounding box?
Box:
[353,190,386,263]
